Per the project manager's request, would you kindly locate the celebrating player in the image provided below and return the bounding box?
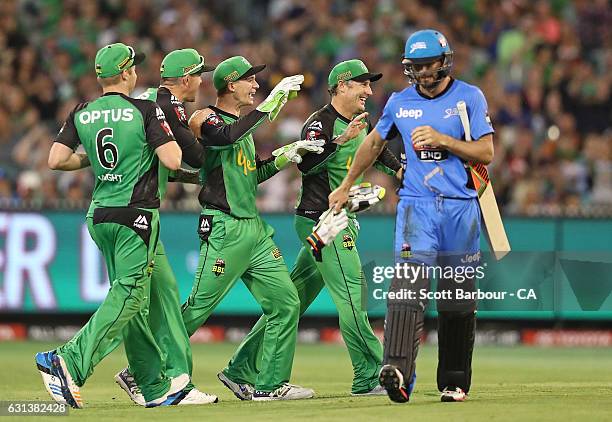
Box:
[180,56,323,401]
[219,59,402,397]
[37,43,189,408]
[113,48,219,406]
[329,29,495,403]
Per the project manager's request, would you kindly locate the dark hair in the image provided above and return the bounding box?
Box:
[160,77,182,86]
[328,84,338,96]
[217,85,230,97]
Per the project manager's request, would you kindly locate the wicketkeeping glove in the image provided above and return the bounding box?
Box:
[306,208,349,261]
[272,139,325,169]
[256,75,304,121]
[347,182,386,213]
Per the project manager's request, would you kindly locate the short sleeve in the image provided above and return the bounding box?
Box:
[467,87,494,140]
[374,94,399,141]
[145,102,175,150]
[55,106,82,150]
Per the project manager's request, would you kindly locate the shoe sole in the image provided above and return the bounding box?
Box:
[379,366,409,403]
[441,393,467,402]
[217,373,252,401]
[114,372,145,406]
[53,356,83,408]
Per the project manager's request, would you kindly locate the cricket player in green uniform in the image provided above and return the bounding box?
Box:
[113,48,219,406]
[115,52,325,404]
[182,56,324,401]
[36,43,190,408]
[219,60,402,397]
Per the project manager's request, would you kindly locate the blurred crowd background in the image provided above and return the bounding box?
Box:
[0,0,610,216]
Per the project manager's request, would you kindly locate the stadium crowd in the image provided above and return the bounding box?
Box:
[0,0,610,215]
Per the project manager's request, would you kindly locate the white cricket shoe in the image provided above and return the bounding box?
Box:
[35,351,83,409]
[114,368,145,406]
[441,386,467,402]
[351,385,387,396]
[176,388,219,405]
[252,383,314,401]
[145,373,190,407]
[217,371,254,401]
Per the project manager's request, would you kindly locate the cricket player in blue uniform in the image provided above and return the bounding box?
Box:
[329,29,494,403]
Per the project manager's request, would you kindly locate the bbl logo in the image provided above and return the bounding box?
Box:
[212,258,225,277]
[342,234,355,250]
[400,243,412,259]
[271,247,282,259]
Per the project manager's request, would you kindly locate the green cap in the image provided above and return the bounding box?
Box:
[95,43,145,78]
[212,56,266,90]
[160,48,216,78]
[327,59,382,87]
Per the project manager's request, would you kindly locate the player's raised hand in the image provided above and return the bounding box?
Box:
[188,108,214,138]
[411,125,449,149]
[334,112,368,145]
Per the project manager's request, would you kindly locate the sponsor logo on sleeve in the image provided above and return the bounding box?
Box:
[174,106,187,122]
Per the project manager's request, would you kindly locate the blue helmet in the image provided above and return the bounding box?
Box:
[402,29,454,86]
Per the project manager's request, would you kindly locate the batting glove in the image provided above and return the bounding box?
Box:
[272,139,325,169]
[347,183,386,213]
[256,75,304,120]
[306,208,349,261]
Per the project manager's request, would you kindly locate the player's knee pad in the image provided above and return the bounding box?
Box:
[436,311,476,393]
[382,268,427,381]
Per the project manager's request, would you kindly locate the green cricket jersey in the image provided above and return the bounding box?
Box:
[56,92,175,215]
[296,103,401,217]
[197,106,277,218]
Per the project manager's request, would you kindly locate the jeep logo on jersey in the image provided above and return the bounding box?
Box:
[78,108,134,124]
[212,258,225,277]
[133,214,149,230]
[396,107,423,119]
[416,147,448,162]
[409,42,427,54]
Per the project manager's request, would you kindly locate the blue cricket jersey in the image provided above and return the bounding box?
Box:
[375,79,494,199]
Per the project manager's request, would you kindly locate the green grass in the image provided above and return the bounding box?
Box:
[5,341,612,421]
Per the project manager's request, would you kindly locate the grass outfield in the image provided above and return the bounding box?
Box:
[4,341,612,421]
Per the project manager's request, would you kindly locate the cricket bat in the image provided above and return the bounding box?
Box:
[457,100,510,260]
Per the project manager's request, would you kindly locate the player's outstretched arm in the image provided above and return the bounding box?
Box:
[48,143,90,171]
[329,127,386,211]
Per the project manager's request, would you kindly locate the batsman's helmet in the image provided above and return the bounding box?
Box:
[402,29,453,86]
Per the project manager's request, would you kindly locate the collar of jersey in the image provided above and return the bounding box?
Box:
[415,77,455,100]
[327,103,351,124]
[208,105,238,120]
[102,91,130,99]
